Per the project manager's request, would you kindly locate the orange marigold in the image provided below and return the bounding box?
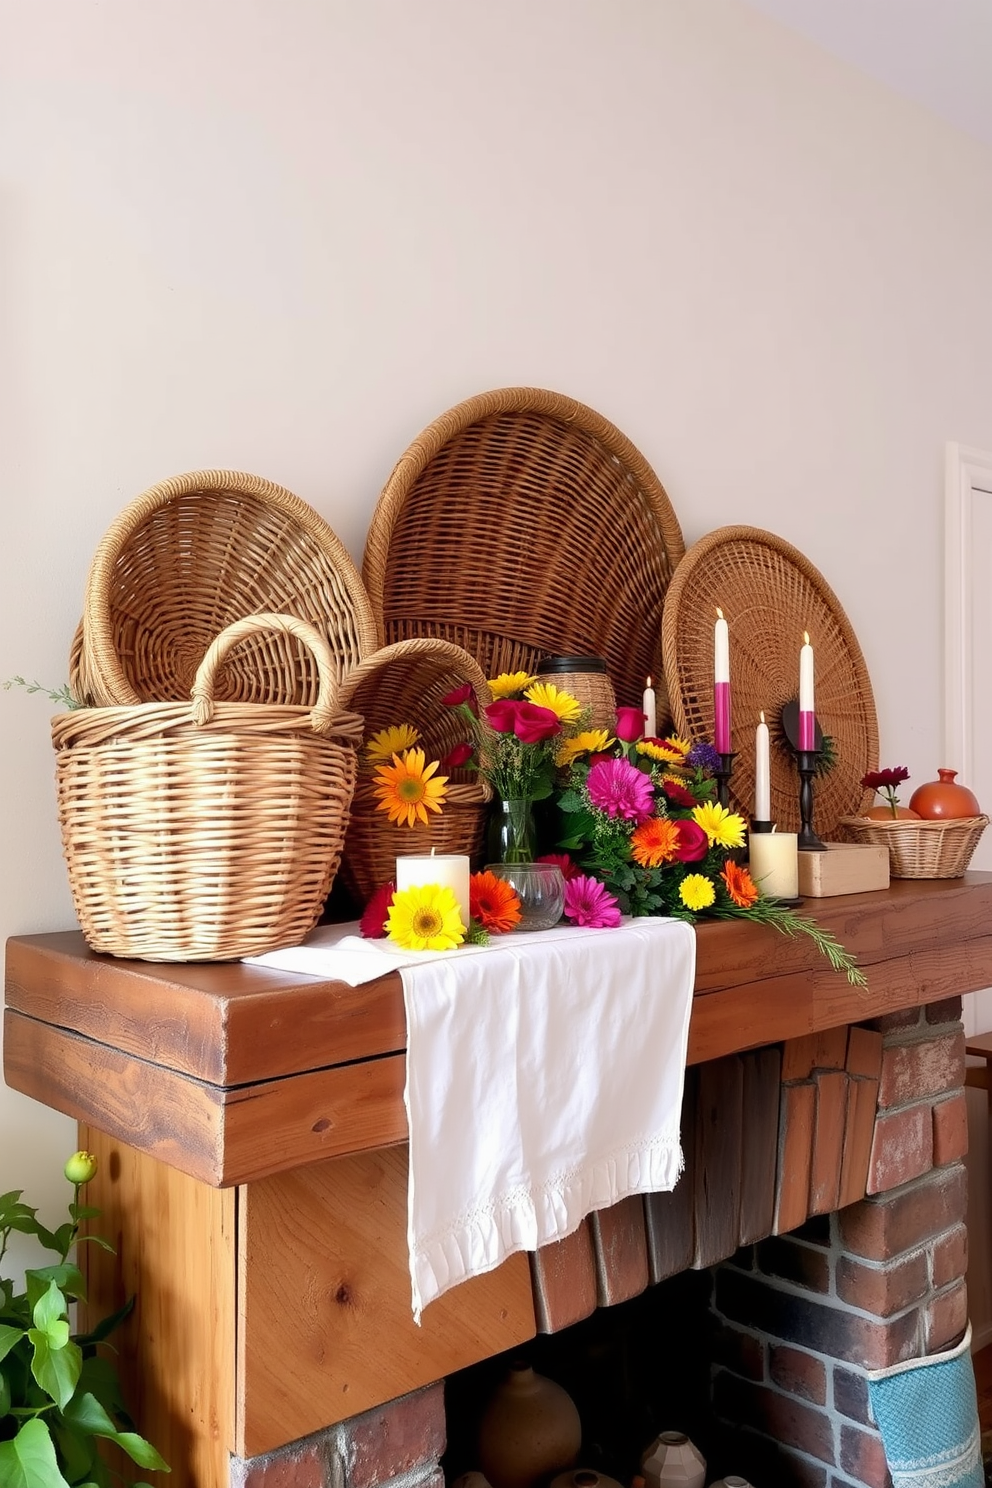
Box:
[720,858,759,908]
[470,870,522,934]
[630,816,681,868]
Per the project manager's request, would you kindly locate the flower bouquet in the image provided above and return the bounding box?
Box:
[552,722,866,984]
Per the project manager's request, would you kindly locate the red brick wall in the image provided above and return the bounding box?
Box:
[710,1000,969,1488]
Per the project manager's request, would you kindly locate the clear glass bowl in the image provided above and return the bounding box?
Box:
[486,862,565,932]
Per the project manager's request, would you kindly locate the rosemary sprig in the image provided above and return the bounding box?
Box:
[739,898,867,987]
[4,675,82,709]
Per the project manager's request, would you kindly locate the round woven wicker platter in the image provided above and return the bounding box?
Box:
[662,525,878,837]
[361,387,685,721]
[72,469,378,708]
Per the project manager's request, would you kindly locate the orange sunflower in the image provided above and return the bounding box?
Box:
[630,816,681,868]
[372,748,448,827]
[721,858,759,908]
[470,871,522,934]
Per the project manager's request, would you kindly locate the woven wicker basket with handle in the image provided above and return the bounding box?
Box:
[54,613,364,961]
[71,468,377,709]
[361,387,684,724]
[336,637,493,906]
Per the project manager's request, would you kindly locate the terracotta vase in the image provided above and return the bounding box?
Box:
[477,1363,581,1488]
[908,769,981,820]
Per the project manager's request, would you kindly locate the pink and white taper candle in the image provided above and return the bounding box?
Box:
[798,631,816,750]
[755,711,771,821]
[714,608,731,754]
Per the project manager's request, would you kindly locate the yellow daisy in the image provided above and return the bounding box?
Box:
[372,747,448,827]
[679,874,716,912]
[387,884,466,950]
[637,740,687,765]
[524,682,583,723]
[691,800,747,849]
[487,671,537,699]
[555,729,614,766]
[366,723,419,762]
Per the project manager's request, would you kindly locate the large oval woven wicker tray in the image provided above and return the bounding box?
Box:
[362,387,685,719]
[662,525,878,837]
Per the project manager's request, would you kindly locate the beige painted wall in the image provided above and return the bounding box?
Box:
[2,0,992,1271]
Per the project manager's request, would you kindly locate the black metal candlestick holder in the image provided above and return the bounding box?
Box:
[797,749,827,851]
[714,752,736,809]
[750,819,773,834]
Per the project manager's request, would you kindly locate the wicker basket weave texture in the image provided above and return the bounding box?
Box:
[54,613,364,962]
[336,637,493,906]
[838,815,989,879]
[72,469,377,709]
[361,388,684,721]
[662,525,879,838]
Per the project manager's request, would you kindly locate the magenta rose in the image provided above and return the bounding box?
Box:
[485,698,521,733]
[513,701,561,744]
[614,706,646,743]
[673,819,709,862]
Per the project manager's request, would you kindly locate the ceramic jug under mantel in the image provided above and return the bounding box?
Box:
[909,768,981,820]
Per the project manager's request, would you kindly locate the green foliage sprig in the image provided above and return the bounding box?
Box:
[0,1153,168,1488]
[3,679,82,711]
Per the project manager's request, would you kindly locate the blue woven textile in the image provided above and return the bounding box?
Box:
[866,1324,983,1487]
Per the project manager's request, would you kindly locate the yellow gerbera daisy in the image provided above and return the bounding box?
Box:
[366,724,419,762]
[372,748,448,827]
[387,884,466,950]
[487,671,536,699]
[679,873,716,911]
[524,682,583,724]
[556,729,614,766]
[691,800,747,849]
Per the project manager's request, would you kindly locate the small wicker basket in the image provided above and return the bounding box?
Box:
[837,815,989,879]
[336,637,493,906]
[54,613,364,961]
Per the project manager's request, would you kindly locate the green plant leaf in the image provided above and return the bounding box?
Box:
[28,1287,81,1412]
[0,1418,72,1488]
[75,1296,133,1347]
[0,1324,25,1365]
[62,1395,169,1472]
[0,1366,10,1415]
[28,1267,85,1305]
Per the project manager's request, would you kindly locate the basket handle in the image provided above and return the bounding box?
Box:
[191,612,340,733]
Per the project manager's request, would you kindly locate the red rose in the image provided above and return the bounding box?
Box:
[513,701,561,744]
[441,683,476,708]
[615,706,645,743]
[673,819,708,862]
[442,742,474,768]
[485,698,521,733]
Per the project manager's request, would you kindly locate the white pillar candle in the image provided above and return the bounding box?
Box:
[748,830,799,901]
[395,852,471,928]
[755,711,771,822]
[642,676,657,739]
[714,608,731,754]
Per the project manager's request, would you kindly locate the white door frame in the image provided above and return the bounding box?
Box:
[945,441,992,1037]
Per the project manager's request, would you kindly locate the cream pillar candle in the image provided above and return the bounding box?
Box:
[748,830,799,901]
[395,851,471,928]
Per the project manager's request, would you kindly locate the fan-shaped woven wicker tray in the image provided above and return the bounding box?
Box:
[362,387,684,721]
[336,637,493,906]
[662,525,878,837]
[72,469,378,708]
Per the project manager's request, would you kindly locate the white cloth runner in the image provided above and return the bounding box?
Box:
[246,917,696,1321]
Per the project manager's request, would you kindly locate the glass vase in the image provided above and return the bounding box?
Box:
[488,798,536,864]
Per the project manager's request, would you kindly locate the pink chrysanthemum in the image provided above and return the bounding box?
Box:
[563,874,623,929]
[536,852,581,881]
[586,757,655,823]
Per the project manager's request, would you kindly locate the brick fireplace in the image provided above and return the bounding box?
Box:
[229,999,971,1488]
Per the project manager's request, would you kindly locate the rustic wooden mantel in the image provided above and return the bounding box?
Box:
[5,875,992,1486]
[6,875,992,1189]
